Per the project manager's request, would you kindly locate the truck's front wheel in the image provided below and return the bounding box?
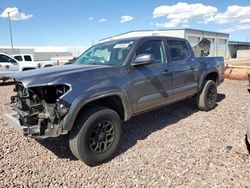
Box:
[69,106,122,166]
[195,80,217,111]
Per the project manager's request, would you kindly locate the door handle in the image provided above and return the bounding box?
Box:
[162,69,172,75]
[190,66,197,71]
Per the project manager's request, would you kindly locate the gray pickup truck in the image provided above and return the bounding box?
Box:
[6,36,224,166]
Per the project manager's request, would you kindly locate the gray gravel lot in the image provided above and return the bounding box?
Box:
[0,80,250,187]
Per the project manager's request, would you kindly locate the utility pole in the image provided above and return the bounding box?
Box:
[7,11,14,54]
[0,8,14,54]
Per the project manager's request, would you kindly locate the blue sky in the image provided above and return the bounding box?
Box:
[0,0,250,47]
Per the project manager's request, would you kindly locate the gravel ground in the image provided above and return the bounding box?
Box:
[0,80,250,187]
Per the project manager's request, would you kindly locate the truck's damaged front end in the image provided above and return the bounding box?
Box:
[9,82,71,139]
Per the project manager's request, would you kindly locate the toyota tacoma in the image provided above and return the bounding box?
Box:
[5,36,224,166]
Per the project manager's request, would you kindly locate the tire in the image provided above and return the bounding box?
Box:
[69,106,122,166]
[195,80,217,111]
[246,109,250,153]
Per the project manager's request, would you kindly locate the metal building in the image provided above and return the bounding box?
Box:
[0,47,35,56]
[0,46,75,63]
[100,28,230,58]
[228,41,250,58]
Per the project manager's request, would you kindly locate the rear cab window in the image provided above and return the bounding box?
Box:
[24,55,32,61]
[167,40,190,62]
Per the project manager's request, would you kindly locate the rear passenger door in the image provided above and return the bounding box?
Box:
[167,40,198,99]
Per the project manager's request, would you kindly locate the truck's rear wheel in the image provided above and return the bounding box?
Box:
[196,80,217,111]
[69,106,122,166]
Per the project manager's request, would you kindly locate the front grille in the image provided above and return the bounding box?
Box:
[11,83,44,127]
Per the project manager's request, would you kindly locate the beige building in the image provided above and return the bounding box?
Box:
[228,41,250,58]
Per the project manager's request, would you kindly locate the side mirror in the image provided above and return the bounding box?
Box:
[131,54,155,66]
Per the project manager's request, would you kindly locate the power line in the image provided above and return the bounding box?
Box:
[0,8,14,53]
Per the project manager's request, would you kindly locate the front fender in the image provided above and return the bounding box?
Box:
[64,89,132,131]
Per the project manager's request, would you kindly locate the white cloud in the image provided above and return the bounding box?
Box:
[220,24,250,33]
[240,19,250,24]
[120,15,134,23]
[0,7,33,21]
[99,18,107,23]
[88,17,94,21]
[152,3,250,32]
[153,2,217,27]
[205,5,250,24]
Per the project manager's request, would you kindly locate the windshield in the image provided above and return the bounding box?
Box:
[74,40,134,66]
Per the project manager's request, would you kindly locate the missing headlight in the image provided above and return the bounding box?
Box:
[30,84,70,104]
[56,103,69,116]
[11,83,71,138]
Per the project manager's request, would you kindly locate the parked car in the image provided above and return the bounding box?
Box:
[0,53,38,82]
[5,36,224,166]
[12,54,58,68]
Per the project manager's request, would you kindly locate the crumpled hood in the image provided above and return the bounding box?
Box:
[8,64,111,87]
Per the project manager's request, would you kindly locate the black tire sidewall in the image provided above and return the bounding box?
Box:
[203,80,217,110]
[76,109,122,166]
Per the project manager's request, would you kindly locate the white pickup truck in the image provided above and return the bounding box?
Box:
[0,53,39,81]
[0,53,58,82]
[12,54,58,68]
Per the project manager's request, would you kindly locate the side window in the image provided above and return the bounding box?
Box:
[168,40,190,62]
[117,48,130,61]
[0,54,16,63]
[136,41,166,64]
[0,55,7,62]
[14,56,23,61]
[24,55,32,61]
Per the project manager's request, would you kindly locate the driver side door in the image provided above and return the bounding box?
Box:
[128,39,173,114]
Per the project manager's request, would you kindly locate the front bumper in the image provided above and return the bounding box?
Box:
[3,113,67,139]
[0,71,12,80]
[4,113,27,134]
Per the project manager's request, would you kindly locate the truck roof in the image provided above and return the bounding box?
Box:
[100,36,187,44]
[0,53,15,58]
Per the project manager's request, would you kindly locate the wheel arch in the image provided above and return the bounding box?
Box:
[199,70,219,90]
[64,92,131,131]
[43,64,53,68]
[22,68,36,71]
